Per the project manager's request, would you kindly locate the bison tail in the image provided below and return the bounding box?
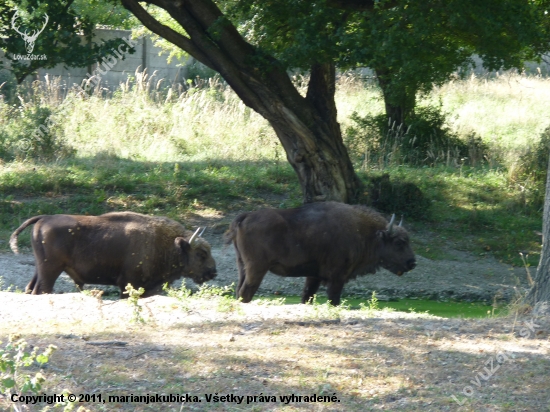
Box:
[9,215,45,254]
[223,213,249,246]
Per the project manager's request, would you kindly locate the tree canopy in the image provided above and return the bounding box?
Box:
[118,0,549,203]
[0,0,138,83]
[223,0,549,123]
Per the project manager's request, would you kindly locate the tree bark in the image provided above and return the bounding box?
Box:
[527,151,550,314]
[375,67,416,126]
[121,0,362,203]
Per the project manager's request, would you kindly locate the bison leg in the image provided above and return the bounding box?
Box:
[25,271,38,294]
[31,262,65,294]
[237,263,268,303]
[301,277,322,304]
[326,281,345,306]
[235,250,246,299]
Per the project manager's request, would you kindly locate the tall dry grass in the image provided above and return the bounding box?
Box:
[430,72,550,165]
[58,70,280,162]
[4,70,550,169]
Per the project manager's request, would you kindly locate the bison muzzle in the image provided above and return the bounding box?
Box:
[10,212,217,297]
[225,201,416,305]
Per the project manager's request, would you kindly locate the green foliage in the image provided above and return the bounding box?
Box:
[0,103,74,161]
[225,0,548,121]
[508,126,550,213]
[0,335,57,398]
[124,283,146,323]
[515,125,550,184]
[365,173,431,220]
[164,283,242,314]
[185,61,218,82]
[0,69,17,101]
[359,291,380,315]
[346,104,486,168]
[0,0,136,83]
[307,295,349,320]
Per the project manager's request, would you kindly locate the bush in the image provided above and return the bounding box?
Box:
[345,104,487,167]
[365,173,431,219]
[0,70,17,102]
[515,126,550,184]
[508,126,550,212]
[0,104,74,161]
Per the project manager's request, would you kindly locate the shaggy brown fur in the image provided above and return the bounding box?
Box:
[10,212,217,297]
[225,202,416,305]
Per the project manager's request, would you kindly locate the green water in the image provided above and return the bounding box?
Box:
[257,295,503,318]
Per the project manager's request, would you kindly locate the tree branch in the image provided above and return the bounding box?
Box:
[120,0,216,69]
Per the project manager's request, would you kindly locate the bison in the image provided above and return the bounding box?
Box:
[10,212,217,297]
[225,201,416,305]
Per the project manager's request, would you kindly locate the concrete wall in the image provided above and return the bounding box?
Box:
[34,29,191,90]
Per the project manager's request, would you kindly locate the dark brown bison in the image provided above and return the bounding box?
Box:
[225,201,416,305]
[10,212,217,297]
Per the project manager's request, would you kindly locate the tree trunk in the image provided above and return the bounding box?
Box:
[121,0,362,203]
[375,67,416,126]
[527,151,550,314]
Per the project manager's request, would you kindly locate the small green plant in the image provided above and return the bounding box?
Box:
[0,335,57,411]
[124,283,146,323]
[253,297,286,306]
[194,283,235,299]
[195,284,242,314]
[359,291,380,316]
[307,295,349,320]
[164,283,243,314]
[163,282,193,312]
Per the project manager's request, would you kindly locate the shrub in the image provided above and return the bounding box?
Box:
[0,70,17,102]
[346,104,486,167]
[365,173,431,219]
[515,125,550,184]
[509,126,550,212]
[0,104,74,161]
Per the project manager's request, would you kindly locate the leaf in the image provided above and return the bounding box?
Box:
[2,377,16,389]
[36,354,49,365]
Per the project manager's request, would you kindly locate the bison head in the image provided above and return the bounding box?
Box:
[377,215,416,276]
[174,228,217,284]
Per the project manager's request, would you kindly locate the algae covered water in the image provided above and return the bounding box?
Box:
[259,295,502,318]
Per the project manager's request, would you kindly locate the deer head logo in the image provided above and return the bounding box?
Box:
[11,9,49,54]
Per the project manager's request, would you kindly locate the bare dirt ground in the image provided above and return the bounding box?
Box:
[0,234,549,411]
[0,292,549,412]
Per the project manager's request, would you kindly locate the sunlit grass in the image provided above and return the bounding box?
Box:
[430,73,550,162]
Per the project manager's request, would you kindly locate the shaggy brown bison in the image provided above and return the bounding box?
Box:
[10,212,217,297]
[225,201,416,305]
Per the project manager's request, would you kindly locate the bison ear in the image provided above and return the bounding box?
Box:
[175,237,191,263]
[376,230,389,240]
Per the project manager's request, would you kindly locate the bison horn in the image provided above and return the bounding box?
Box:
[189,227,201,246]
[199,227,206,237]
[398,215,403,227]
[387,214,395,234]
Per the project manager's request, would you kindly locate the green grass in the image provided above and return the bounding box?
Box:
[256,295,503,318]
[0,158,303,250]
[372,165,543,266]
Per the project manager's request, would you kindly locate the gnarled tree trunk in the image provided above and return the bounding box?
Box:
[121,0,362,203]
